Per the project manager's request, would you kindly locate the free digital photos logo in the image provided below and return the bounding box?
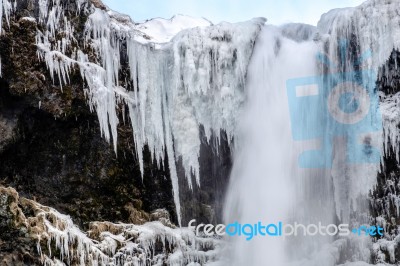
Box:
[188,220,384,241]
[286,40,382,168]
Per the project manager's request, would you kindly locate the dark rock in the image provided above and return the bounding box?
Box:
[0,187,41,265]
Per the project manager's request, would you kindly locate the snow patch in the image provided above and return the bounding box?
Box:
[135,14,212,43]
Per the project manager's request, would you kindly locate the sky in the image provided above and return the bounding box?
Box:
[102,0,365,26]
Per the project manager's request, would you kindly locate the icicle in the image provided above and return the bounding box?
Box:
[33,0,263,228]
[0,0,12,76]
[23,198,223,265]
[0,0,3,36]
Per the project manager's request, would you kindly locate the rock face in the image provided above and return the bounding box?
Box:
[0,187,41,265]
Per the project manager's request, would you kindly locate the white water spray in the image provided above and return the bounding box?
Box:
[223,11,387,262]
[223,25,321,266]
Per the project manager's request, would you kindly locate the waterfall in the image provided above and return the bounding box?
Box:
[223,19,383,265]
[223,25,320,265]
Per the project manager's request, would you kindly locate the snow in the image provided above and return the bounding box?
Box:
[135,15,212,43]
[20,16,36,22]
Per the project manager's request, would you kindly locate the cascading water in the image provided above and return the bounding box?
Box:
[223,25,321,266]
[224,20,383,266]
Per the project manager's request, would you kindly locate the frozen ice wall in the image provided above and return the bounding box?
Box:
[318,0,400,70]
[26,0,265,226]
[317,0,400,225]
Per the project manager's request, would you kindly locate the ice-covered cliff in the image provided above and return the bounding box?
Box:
[318,0,400,172]
[302,0,400,264]
[0,0,263,227]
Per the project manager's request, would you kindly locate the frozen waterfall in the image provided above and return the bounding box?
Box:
[223,0,400,265]
[223,24,329,266]
[3,0,400,264]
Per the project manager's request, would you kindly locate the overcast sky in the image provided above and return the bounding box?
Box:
[102,0,365,25]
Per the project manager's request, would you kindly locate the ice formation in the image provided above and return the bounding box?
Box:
[31,0,264,226]
[37,216,224,266]
[314,0,400,223]
[0,0,12,35]
[0,0,13,76]
[380,92,400,162]
[0,186,224,266]
[317,0,400,172]
[318,0,400,71]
